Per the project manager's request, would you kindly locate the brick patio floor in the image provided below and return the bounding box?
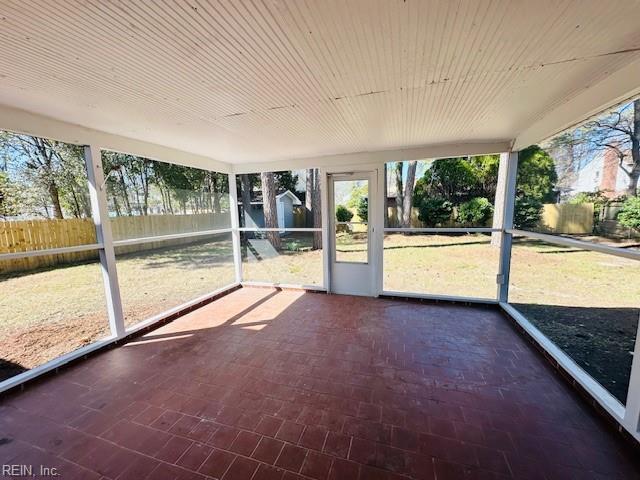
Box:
[1,287,639,479]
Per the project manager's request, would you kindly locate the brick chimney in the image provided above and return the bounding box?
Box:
[600,149,619,198]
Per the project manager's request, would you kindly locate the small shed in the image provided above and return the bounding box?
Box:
[243,190,302,232]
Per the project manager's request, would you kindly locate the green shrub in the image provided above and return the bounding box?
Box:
[618,196,640,230]
[457,197,493,226]
[357,197,368,222]
[417,197,453,227]
[514,197,542,229]
[335,204,353,222]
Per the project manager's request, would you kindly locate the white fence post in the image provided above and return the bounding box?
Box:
[497,151,518,303]
[228,173,243,283]
[84,145,125,338]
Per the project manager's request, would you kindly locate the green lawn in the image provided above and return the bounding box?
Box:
[1,233,638,403]
[0,237,235,377]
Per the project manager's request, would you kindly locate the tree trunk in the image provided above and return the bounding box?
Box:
[394,162,404,228]
[626,99,640,196]
[112,194,122,216]
[240,174,252,226]
[118,171,132,215]
[305,169,314,227]
[212,174,221,213]
[48,181,64,219]
[311,169,322,249]
[261,172,281,250]
[401,161,417,227]
[141,166,149,215]
[69,187,82,218]
[383,163,388,226]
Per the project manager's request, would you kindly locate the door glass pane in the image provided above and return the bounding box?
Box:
[334,179,368,263]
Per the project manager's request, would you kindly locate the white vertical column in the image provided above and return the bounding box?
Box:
[374,166,385,296]
[319,168,330,292]
[84,145,125,338]
[492,152,509,245]
[228,173,243,284]
[497,151,518,303]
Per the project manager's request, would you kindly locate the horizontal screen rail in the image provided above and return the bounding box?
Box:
[508,229,640,261]
[382,290,498,304]
[112,228,233,247]
[384,227,498,233]
[239,227,322,232]
[0,243,103,261]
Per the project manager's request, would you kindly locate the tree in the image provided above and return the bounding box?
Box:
[457,197,493,226]
[392,161,418,228]
[240,174,253,226]
[617,196,640,230]
[402,160,418,227]
[514,198,543,229]
[0,132,96,220]
[305,169,314,226]
[0,171,20,219]
[394,162,404,225]
[357,197,368,222]
[261,172,281,250]
[57,144,91,218]
[275,171,299,193]
[102,151,133,215]
[514,145,557,229]
[0,135,65,218]
[417,197,453,227]
[416,158,478,204]
[578,99,640,196]
[305,169,322,250]
[516,145,557,203]
[335,205,353,222]
[468,155,500,200]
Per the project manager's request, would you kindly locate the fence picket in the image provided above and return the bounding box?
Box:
[0,212,229,274]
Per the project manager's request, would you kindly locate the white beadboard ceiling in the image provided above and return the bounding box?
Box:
[1,0,640,166]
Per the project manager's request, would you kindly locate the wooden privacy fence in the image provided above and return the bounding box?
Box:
[0,212,230,274]
[539,203,593,234]
[386,203,595,233]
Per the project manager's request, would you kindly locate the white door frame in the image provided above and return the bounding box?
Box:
[320,163,383,296]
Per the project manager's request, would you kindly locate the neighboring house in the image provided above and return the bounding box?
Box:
[241,190,302,232]
[573,149,633,199]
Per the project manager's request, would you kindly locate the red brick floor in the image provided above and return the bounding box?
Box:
[1,287,639,480]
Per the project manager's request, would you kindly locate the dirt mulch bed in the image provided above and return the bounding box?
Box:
[0,314,109,383]
[512,303,638,404]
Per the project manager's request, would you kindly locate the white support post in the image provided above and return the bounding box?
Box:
[496,151,518,303]
[319,168,330,292]
[624,319,640,440]
[84,145,125,338]
[374,166,384,296]
[228,173,243,283]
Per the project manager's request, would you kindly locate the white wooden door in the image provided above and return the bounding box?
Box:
[328,171,376,296]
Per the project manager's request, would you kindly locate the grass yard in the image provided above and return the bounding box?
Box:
[0,236,235,380]
[383,233,500,298]
[1,232,638,404]
[242,233,323,286]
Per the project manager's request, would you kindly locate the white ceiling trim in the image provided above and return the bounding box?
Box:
[513,58,640,150]
[0,104,231,173]
[232,140,512,174]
